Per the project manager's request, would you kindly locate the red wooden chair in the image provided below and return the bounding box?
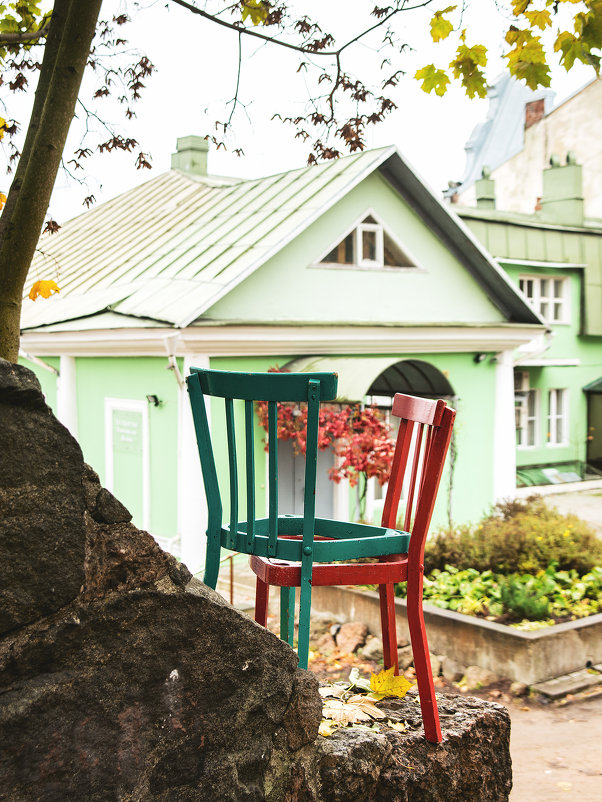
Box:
[250,392,456,743]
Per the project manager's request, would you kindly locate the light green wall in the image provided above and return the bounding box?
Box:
[502,264,600,468]
[76,357,180,538]
[207,172,504,325]
[463,213,602,336]
[20,357,59,410]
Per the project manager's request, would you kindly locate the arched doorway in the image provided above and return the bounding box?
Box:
[366,359,455,402]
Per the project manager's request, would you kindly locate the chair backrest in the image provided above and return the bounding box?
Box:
[186,368,338,556]
[381,393,455,558]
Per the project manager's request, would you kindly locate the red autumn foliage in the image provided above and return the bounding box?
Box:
[255,367,394,488]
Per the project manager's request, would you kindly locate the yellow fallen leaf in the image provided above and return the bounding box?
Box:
[318,719,336,737]
[370,666,414,699]
[0,191,6,210]
[29,279,60,301]
[388,720,407,732]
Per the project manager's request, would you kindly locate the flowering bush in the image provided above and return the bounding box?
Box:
[254,368,395,489]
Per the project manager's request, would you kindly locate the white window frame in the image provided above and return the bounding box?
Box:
[515,380,539,450]
[313,208,424,272]
[356,222,384,267]
[104,397,151,530]
[518,274,570,324]
[547,388,569,447]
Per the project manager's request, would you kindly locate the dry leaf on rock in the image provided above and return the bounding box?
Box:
[370,666,414,699]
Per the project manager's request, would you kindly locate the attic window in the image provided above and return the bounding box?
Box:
[320,215,415,269]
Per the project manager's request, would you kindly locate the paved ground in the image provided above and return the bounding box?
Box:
[543,488,602,536]
[508,692,602,801]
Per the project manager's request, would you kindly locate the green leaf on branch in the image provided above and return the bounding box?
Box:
[414,63,450,96]
[524,9,551,31]
[505,35,551,89]
[450,41,488,97]
[241,0,269,26]
[429,6,456,43]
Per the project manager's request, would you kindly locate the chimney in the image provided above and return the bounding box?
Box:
[475,166,496,210]
[171,135,209,176]
[540,152,584,226]
[525,98,545,130]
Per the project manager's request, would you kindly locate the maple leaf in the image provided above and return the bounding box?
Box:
[506,36,551,88]
[430,6,456,43]
[241,1,268,26]
[524,9,551,30]
[28,279,60,301]
[450,42,488,98]
[370,666,414,699]
[414,64,451,96]
[511,0,530,16]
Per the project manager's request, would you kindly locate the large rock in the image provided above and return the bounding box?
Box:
[0,361,85,635]
[0,584,305,801]
[267,693,512,801]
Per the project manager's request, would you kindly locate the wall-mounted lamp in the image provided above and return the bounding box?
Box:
[473,353,488,364]
[146,394,163,407]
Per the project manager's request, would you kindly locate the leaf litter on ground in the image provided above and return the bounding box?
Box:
[319,666,414,736]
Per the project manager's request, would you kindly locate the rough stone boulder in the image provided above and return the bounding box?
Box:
[0,362,319,801]
[0,360,85,634]
[0,360,513,801]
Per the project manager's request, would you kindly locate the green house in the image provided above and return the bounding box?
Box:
[456,155,602,490]
[21,138,544,572]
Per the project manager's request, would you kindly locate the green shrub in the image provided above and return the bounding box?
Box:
[499,576,550,621]
[393,563,602,626]
[425,495,602,575]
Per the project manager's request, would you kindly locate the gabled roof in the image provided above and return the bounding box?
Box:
[22,145,543,332]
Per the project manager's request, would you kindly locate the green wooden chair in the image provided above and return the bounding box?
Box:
[186,367,412,672]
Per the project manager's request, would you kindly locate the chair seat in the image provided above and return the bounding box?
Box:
[250,553,409,587]
[221,515,411,562]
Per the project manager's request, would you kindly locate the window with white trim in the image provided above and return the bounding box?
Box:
[320,215,415,269]
[515,371,539,448]
[518,275,569,323]
[547,388,569,446]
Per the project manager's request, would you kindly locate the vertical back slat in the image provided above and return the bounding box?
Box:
[298,378,321,669]
[267,400,278,556]
[381,418,413,530]
[187,374,223,589]
[404,424,425,532]
[245,400,255,552]
[225,398,238,550]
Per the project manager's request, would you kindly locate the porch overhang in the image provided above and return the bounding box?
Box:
[283,356,403,402]
[583,377,602,394]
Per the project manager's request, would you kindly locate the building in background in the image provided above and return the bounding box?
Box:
[21,138,545,571]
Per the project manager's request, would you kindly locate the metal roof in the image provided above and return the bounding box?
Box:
[22,144,542,332]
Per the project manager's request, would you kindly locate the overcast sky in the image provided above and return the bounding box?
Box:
[2,1,594,223]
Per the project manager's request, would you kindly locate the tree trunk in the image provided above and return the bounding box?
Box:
[0,0,103,362]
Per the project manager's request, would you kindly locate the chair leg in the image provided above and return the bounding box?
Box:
[407,569,442,744]
[280,586,295,648]
[297,583,312,671]
[378,583,399,674]
[255,578,269,627]
[203,543,221,589]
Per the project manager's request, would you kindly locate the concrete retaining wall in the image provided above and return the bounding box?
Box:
[311,586,602,685]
